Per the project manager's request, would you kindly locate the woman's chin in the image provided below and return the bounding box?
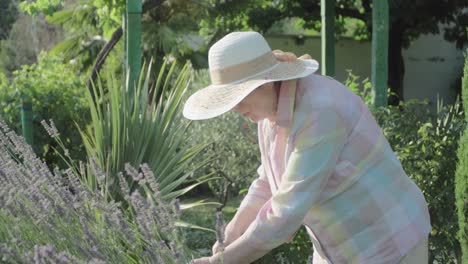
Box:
[242,113,263,123]
[249,116,264,123]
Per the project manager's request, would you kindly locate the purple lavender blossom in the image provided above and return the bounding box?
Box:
[0,119,190,263]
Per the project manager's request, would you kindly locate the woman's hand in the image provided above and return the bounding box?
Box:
[212,240,223,255]
[272,49,312,62]
[191,253,223,264]
[190,256,212,264]
[212,221,241,254]
[212,232,240,254]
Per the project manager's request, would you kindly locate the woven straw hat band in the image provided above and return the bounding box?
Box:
[209,52,278,85]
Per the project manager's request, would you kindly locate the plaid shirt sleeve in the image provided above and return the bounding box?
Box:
[238,165,272,211]
[224,165,272,238]
[220,104,348,263]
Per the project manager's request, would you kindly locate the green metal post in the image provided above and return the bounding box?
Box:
[21,99,33,145]
[371,0,389,107]
[126,0,142,97]
[123,12,127,79]
[321,0,335,77]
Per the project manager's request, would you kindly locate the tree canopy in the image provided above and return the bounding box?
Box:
[0,0,19,40]
[200,0,467,103]
[200,0,467,46]
[13,0,468,103]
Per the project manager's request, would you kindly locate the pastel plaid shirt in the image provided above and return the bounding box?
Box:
[228,74,431,263]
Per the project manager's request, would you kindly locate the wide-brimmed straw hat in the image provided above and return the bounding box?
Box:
[183,31,319,120]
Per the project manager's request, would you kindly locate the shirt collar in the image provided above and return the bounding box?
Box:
[275,80,297,129]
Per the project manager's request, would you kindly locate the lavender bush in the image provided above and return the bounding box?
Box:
[0,118,194,263]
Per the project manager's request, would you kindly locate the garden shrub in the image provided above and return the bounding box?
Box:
[185,70,260,200]
[253,226,312,264]
[0,52,89,168]
[344,70,373,106]
[374,99,464,264]
[346,73,465,263]
[455,53,468,264]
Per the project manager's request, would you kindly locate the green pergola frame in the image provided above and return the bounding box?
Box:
[321,0,389,107]
[20,0,390,142]
[124,0,142,97]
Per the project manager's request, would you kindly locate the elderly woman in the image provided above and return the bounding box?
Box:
[184,31,431,264]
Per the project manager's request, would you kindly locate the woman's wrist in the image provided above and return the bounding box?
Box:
[224,222,241,243]
[209,252,224,264]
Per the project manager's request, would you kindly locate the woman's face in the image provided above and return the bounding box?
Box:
[231,82,279,123]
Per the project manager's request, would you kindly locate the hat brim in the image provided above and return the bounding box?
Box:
[183,59,319,120]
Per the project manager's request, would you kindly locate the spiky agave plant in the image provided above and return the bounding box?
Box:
[80,59,214,203]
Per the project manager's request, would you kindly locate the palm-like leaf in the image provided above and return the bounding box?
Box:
[46,0,118,68]
[80,59,213,201]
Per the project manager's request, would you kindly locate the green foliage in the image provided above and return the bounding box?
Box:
[181,196,240,254]
[200,0,467,48]
[349,73,465,263]
[14,0,467,82]
[45,0,122,40]
[0,0,19,40]
[1,15,45,75]
[142,0,207,56]
[19,0,63,16]
[16,0,124,72]
[45,0,122,71]
[79,59,212,203]
[373,99,464,263]
[198,0,467,104]
[254,226,312,264]
[344,70,373,105]
[0,72,8,90]
[0,52,89,168]
[20,0,123,23]
[185,70,260,200]
[181,196,313,264]
[456,126,468,264]
[455,52,468,264]
[22,0,209,72]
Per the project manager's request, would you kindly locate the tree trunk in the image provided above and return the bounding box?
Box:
[387,23,405,106]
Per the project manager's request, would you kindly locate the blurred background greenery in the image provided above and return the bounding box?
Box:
[0,0,467,263]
